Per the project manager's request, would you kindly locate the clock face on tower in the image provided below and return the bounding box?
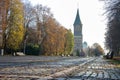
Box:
[74,25,82,36]
[76,25,81,31]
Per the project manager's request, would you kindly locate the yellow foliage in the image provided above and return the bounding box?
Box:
[6,0,25,50]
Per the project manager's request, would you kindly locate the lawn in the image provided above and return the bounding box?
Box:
[108,57,120,68]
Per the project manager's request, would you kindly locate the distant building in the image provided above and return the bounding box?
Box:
[83,41,89,57]
[73,9,83,56]
[83,41,88,49]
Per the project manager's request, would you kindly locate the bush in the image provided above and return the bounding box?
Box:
[76,49,80,56]
[25,44,40,55]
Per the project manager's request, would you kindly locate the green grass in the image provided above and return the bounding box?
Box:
[107,59,120,68]
[110,60,120,64]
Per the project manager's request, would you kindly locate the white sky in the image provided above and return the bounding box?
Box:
[29,0,106,49]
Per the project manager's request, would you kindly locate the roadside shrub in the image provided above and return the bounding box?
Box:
[25,44,40,55]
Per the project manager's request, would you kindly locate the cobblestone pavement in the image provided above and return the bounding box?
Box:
[0,56,119,80]
[0,56,95,80]
[55,57,120,80]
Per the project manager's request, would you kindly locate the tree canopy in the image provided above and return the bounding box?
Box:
[6,0,25,51]
[0,0,74,56]
[92,43,104,56]
[102,0,120,56]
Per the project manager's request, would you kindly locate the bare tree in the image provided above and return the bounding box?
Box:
[34,5,53,46]
[102,0,120,56]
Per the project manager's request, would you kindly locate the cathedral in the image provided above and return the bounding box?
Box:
[73,9,83,56]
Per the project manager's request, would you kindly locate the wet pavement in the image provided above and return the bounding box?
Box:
[55,57,120,80]
[0,56,119,80]
[0,56,94,80]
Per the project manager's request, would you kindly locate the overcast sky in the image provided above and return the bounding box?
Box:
[29,0,106,49]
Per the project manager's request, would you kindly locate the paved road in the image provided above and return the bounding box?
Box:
[55,57,120,80]
[0,56,95,80]
[0,56,119,80]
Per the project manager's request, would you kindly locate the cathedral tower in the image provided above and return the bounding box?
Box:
[73,9,83,56]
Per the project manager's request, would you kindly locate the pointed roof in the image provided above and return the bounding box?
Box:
[74,9,82,25]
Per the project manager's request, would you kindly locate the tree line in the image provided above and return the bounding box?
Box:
[83,43,104,57]
[0,0,74,56]
[101,0,120,56]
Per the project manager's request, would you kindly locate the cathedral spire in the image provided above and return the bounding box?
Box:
[73,8,83,56]
[74,9,82,26]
